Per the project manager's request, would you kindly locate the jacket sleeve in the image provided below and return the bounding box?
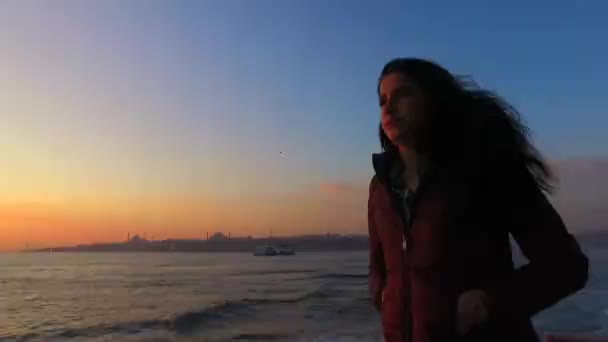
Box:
[368,177,386,311]
[486,175,589,319]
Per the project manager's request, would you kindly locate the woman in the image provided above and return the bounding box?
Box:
[368,58,589,342]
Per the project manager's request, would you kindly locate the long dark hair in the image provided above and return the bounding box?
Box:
[378,58,554,193]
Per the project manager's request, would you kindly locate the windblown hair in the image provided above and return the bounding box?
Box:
[378,57,554,193]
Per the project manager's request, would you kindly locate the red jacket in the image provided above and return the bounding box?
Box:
[368,153,589,342]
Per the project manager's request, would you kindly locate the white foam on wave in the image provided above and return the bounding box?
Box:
[23,294,40,301]
[22,330,179,342]
[303,333,382,342]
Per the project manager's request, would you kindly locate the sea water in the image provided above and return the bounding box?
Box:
[0,245,606,341]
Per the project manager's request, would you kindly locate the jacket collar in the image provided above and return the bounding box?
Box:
[373,151,440,195]
[372,152,405,191]
[372,152,390,181]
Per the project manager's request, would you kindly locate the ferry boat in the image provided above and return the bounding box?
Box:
[253,245,295,256]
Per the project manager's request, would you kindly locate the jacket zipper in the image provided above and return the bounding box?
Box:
[380,159,438,342]
[392,187,414,342]
[403,199,413,342]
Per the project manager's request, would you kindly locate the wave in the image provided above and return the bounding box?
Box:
[5,290,329,341]
[227,269,319,277]
[242,291,328,305]
[231,333,290,340]
[313,273,368,280]
[0,319,173,341]
[172,290,328,333]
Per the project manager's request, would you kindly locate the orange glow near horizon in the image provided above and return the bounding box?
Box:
[0,184,369,252]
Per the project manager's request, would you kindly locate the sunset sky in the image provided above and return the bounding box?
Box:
[1,1,607,251]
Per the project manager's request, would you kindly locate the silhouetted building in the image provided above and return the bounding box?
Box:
[209,232,229,241]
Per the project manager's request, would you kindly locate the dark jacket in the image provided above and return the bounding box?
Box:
[368,152,589,342]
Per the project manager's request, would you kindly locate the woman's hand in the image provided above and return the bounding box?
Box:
[457,289,490,335]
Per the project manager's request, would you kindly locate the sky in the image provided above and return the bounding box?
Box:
[1,0,607,251]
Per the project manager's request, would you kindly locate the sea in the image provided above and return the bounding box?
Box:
[1,244,607,342]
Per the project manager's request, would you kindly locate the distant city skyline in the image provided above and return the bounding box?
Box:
[1,1,607,251]
[23,231,370,253]
[22,230,360,250]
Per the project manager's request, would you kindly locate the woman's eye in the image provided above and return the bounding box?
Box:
[395,86,414,98]
[379,96,386,107]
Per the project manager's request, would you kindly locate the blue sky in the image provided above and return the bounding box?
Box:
[1,0,607,248]
[187,0,608,162]
[145,0,608,176]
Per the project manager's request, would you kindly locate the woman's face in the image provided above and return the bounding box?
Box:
[379,72,431,149]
